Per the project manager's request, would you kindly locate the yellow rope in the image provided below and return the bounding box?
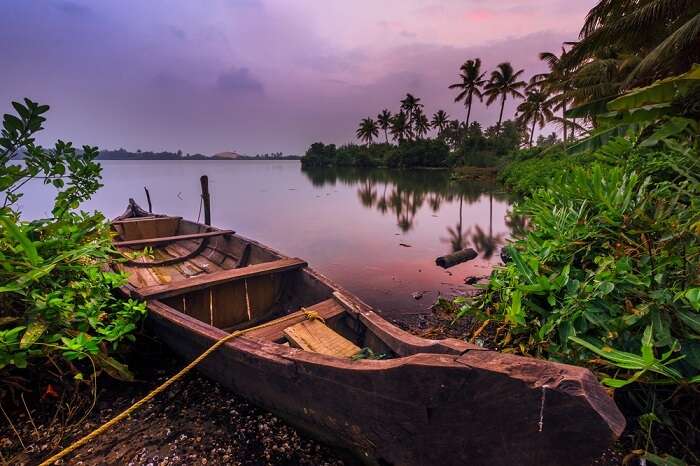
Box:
[38,309,322,466]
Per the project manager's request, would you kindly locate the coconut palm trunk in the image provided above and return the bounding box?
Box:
[466,90,473,127]
[497,93,506,131]
[530,118,536,146]
[562,102,568,143]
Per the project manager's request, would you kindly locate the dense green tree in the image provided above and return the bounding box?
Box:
[448,58,487,127]
[356,117,379,145]
[377,109,392,143]
[484,62,527,132]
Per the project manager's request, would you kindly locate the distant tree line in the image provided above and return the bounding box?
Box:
[96,149,300,160]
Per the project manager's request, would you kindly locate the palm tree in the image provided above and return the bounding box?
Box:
[530,49,582,142]
[377,109,392,143]
[356,118,379,145]
[389,111,410,143]
[413,110,431,139]
[448,58,486,127]
[566,1,700,85]
[516,88,554,146]
[400,93,423,129]
[431,110,449,135]
[484,62,527,132]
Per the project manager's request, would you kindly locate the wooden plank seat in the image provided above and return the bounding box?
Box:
[284,319,361,358]
[133,257,307,300]
[112,216,182,224]
[241,298,346,342]
[114,230,234,248]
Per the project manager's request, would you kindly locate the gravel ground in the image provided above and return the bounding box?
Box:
[1,337,351,466]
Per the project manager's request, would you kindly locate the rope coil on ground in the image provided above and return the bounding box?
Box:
[38,310,322,466]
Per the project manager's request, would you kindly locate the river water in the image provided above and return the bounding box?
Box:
[19,160,519,321]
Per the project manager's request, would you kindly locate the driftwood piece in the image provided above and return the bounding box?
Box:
[435,247,478,268]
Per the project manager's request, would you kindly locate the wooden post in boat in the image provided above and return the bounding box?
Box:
[144,186,153,213]
[200,175,211,225]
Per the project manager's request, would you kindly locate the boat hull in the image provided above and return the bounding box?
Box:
[145,292,624,466]
[113,203,625,466]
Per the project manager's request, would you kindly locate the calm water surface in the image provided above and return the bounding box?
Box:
[20,160,519,321]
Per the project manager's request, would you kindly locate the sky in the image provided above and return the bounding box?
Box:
[0,0,596,155]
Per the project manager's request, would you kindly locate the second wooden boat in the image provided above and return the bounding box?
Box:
[111,199,625,466]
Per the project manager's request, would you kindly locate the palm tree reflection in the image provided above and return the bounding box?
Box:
[301,166,510,234]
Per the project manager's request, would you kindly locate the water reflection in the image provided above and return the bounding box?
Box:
[302,166,513,243]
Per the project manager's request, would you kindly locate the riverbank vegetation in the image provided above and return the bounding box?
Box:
[454,1,700,463]
[0,100,146,452]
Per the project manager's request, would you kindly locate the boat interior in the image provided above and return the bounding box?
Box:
[112,215,397,360]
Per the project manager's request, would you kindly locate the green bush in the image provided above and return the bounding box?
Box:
[460,137,699,460]
[0,99,146,382]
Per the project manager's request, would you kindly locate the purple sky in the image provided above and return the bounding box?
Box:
[1,0,595,155]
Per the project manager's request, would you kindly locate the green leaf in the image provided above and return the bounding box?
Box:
[640,118,698,147]
[685,288,700,311]
[567,125,637,154]
[608,64,700,111]
[677,309,700,334]
[11,101,30,120]
[506,246,536,285]
[506,290,526,326]
[94,353,134,381]
[19,319,48,349]
[566,96,614,119]
[642,451,688,466]
[3,114,23,132]
[0,215,42,265]
[640,325,654,365]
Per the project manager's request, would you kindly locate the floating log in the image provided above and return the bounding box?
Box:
[435,247,478,268]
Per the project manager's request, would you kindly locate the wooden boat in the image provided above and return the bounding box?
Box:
[111,199,625,466]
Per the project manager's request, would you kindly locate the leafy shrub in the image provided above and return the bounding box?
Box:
[461,136,699,461]
[0,99,146,382]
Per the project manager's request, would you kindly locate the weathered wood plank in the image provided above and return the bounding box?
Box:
[284,319,360,358]
[165,243,224,273]
[114,230,234,248]
[134,258,307,300]
[184,289,211,324]
[211,281,249,329]
[114,217,182,241]
[241,298,345,341]
[112,216,181,224]
[245,274,281,319]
